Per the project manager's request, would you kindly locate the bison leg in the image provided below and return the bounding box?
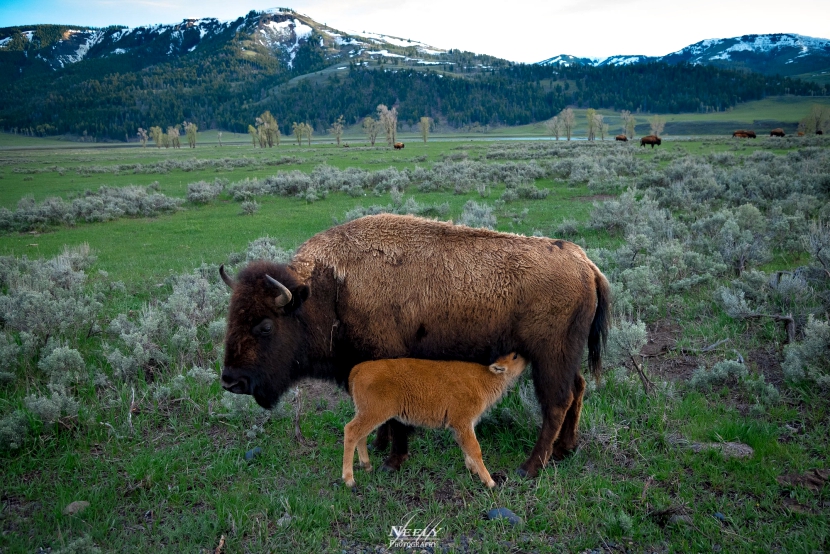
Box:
[550,373,586,460]
[370,421,392,451]
[380,419,413,472]
[518,358,577,478]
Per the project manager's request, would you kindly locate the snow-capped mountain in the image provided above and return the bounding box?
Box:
[0,8,449,74]
[538,33,830,79]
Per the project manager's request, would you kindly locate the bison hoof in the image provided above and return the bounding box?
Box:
[550,445,573,461]
[516,466,538,479]
[380,453,409,472]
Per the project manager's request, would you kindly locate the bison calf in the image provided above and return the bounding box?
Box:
[343,353,528,488]
[393,142,405,149]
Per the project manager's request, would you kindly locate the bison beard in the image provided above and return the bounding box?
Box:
[220,214,610,478]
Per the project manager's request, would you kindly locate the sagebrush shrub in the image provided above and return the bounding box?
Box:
[783,315,830,388]
[0,410,28,452]
[24,384,79,428]
[689,360,748,390]
[38,345,86,387]
[458,200,496,229]
[186,179,225,204]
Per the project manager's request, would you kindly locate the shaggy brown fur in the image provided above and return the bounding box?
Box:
[732,129,756,138]
[221,214,610,478]
[615,135,628,142]
[393,142,405,149]
[640,135,662,148]
[770,128,786,137]
[343,353,528,488]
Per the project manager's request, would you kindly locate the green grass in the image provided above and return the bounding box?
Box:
[1,137,829,553]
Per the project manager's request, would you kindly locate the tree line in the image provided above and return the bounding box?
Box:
[0,39,822,141]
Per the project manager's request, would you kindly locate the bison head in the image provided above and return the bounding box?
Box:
[220,261,310,409]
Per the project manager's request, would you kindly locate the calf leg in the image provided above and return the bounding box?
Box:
[381,419,413,472]
[551,373,586,460]
[518,357,576,478]
[453,425,495,488]
[343,413,380,487]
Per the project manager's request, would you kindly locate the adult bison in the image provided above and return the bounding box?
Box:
[393,142,405,149]
[640,135,661,148]
[220,214,610,478]
[770,128,786,137]
[733,130,756,138]
[615,135,628,142]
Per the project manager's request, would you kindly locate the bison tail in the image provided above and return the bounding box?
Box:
[587,268,611,382]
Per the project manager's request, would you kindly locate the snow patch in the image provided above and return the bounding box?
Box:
[0,37,10,48]
[366,49,405,58]
[112,48,126,54]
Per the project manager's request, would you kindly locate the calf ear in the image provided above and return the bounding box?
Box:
[488,363,506,374]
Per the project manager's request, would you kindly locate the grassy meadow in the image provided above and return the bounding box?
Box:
[0,131,829,553]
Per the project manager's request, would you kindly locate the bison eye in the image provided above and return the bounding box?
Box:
[258,321,273,336]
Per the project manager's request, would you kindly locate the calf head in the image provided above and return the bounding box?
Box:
[488,352,527,378]
[220,261,310,409]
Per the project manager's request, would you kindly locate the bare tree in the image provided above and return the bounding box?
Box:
[363,116,381,146]
[560,108,575,141]
[304,123,313,146]
[257,111,280,147]
[377,104,398,146]
[217,131,223,147]
[419,116,433,143]
[137,128,148,148]
[183,121,198,148]
[621,110,636,139]
[168,126,182,148]
[149,126,163,148]
[586,108,597,141]
[544,116,562,140]
[292,122,303,146]
[801,104,830,134]
[329,115,345,146]
[596,114,609,141]
[648,115,666,137]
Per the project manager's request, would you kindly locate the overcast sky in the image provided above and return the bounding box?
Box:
[1,0,828,62]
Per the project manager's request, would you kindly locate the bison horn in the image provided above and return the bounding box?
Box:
[265,274,293,308]
[219,265,234,289]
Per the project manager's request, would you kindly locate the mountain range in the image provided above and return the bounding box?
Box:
[538,34,830,83]
[0,9,824,139]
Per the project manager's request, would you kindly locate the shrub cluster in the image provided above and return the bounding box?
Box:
[0,185,183,233]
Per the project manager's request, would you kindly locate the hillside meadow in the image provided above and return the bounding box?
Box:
[0,133,829,553]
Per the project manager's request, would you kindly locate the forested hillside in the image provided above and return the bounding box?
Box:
[0,11,822,140]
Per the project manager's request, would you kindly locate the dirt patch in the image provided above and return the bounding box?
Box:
[640,319,699,382]
[296,379,350,413]
[777,468,830,492]
[747,347,784,387]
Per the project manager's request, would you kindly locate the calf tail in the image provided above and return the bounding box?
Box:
[587,268,611,383]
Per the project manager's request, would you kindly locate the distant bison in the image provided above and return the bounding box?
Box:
[393,142,405,149]
[640,135,662,148]
[770,128,786,137]
[798,131,805,137]
[733,129,756,138]
[615,135,628,142]
[818,130,824,135]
